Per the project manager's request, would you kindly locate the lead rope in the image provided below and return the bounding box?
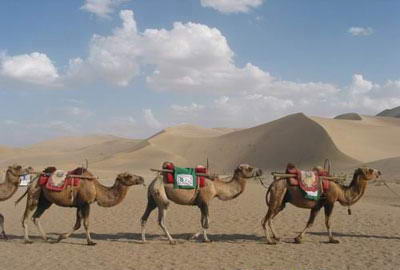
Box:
[382,179,400,199]
[257,176,269,189]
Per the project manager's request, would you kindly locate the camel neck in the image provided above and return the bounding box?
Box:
[0,172,19,201]
[215,174,247,201]
[339,174,368,206]
[95,179,129,207]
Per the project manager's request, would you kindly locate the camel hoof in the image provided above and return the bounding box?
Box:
[202,239,212,243]
[329,239,340,244]
[87,241,97,246]
[169,240,177,245]
[56,235,65,243]
[189,234,200,240]
[294,237,302,244]
[266,240,277,245]
[24,240,33,244]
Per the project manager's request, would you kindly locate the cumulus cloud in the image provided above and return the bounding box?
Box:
[348,27,374,36]
[67,10,141,86]
[200,0,264,14]
[67,10,273,91]
[81,0,129,18]
[0,52,59,86]
[143,109,162,129]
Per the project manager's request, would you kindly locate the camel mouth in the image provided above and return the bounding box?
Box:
[134,176,145,185]
[254,168,263,177]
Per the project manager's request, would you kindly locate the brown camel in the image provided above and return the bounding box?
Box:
[18,167,144,245]
[141,163,262,244]
[0,164,33,239]
[261,167,381,244]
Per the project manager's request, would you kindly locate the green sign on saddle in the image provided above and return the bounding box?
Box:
[173,167,197,189]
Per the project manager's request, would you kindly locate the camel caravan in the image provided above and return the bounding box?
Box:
[0,160,381,245]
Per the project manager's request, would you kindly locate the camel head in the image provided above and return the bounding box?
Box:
[356,167,381,181]
[234,164,263,179]
[116,172,145,186]
[6,164,34,184]
[350,167,381,186]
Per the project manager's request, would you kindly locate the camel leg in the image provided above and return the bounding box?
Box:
[262,187,286,245]
[269,208,284,241]
[294,206,322,244]
[189,203,207,241]
[0,214,7,240]
[81,204,96,246]
[199,203,211,242]
[157,206,176,245]
[262,208,282,245]
[22,189,41,243]
[31,196,53,242]
[140,194,157,242]
[57,208,82,243]
[324,203,339,244]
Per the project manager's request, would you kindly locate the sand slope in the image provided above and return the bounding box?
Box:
[92,113,357,174]
[2,113,400,176]
[311,115,400,163]
[377,106,400,118]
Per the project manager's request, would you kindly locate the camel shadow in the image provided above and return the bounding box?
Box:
[65,232,263,243]
[309,231,400,240]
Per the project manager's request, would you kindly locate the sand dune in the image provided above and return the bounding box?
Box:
[362,156,400,181]
[26,135,121,152]
[311,115,400,163]
[2,112,400,177]
[377,106,400,118]
[334,113,362,120]
[91,113,358,174]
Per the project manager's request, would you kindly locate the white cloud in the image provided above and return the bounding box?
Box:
[143,109,162,129]
[349,74,375,95]
[200,0,264,14]
[143,22,274,92]
[0,52,59,86]
[348,27,374,36]
[81,0,129,18]
[171,103,205,114]
[67,10,141,86]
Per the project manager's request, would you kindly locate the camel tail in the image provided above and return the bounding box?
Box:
[265,183,273,207]
[14,189,29,206]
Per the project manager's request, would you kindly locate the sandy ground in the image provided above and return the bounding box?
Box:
[1,178,399,270]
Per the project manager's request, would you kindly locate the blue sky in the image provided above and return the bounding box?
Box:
[0,0,399,146]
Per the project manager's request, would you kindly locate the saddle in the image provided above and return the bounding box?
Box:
[162,162,207,188]
[286,165,330,200]
[39,167,81,192]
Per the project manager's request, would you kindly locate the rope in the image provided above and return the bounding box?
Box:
[382,179,400,199]
[257,176,269,189]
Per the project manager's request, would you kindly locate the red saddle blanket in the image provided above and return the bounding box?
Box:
[287,168,330,193]
[163,162,207,188]
[39,172,80,192]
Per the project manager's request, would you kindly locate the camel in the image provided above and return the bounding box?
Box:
[0,164,33,239]
[18,167,144,245]
[261,167,381,244]
[141,163,262,244]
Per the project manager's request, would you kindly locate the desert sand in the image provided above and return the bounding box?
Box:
[1,111,400,270]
